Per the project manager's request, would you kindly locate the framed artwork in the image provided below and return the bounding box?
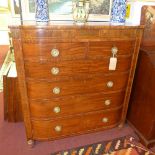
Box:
[22,0,112,21]
[89,0,112,21]
[10,0,20,17]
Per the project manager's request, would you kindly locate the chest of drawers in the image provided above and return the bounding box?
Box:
[10,23,143,146]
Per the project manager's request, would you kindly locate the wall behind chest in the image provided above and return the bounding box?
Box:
[126,0,155,25]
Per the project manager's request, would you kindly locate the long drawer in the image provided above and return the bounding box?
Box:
[22,40,134,61]
[30,90,125,118]
[27,72,129,99]
[24,56,132,79]
[31,107,122,140]
[21,28,137,41]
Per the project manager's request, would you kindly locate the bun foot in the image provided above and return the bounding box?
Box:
[27,140,35,148]
[118,123,124,129]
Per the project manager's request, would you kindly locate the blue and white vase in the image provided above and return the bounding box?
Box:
[111,0,126,25]
[35,0,49,23]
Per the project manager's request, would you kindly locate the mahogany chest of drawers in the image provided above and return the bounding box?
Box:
[10,23,143,146]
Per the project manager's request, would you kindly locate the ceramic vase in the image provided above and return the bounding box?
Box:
[72,0,90,25]
[35,0,49,23]
[111,0,126,25]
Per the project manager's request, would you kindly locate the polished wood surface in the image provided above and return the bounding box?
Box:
[27,72,129,99]
[31,107,122,140]
[140,6,155,48]
[128,6,155,147]
[24,56,132,79]
[30,91,124,118]
[3,76,23,122]
[22,40,134,61]
[10,23,143,143]
[128,49,155,147]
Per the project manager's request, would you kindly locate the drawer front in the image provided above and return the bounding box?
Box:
[24,56,132,80]
[89,40,134,58]
[22,43,87,61]
[31,108,122,140]
[21,29,74,42]
[27,72,129,99]
[30,91,125,118]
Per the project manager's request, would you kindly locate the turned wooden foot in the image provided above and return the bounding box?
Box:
[27,140,35,148]
[118,123,124,129]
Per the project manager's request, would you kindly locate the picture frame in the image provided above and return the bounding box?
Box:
[88,0,113,21]
[22,0,112,21]
[10,0,20,17]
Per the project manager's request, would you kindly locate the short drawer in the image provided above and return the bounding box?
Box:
[22,42,87,61]
[27,72,129,99]
[31,107,122,140]
[24,56,132,80]
[30,90,125,118]
[88,40,134,58]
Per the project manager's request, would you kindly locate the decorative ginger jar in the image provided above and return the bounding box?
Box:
[111,0,126,25]
[35,0,49,23]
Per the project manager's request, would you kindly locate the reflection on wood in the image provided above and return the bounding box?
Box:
[140,6,155,48]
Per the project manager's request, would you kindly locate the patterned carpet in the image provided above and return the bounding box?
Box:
[52,136,155,155]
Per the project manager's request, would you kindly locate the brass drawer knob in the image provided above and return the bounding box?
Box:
[51,67,59,75]
[107,81,114,88]
[105,99,111,106]
[102,117,108,123]
[111,47,118,55]
[53,106,61,113]
[51,49,59,57]
[53,87,60,94]
[55,125,62,132]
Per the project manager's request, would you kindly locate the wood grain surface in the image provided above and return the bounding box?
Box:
[128,5,155,148]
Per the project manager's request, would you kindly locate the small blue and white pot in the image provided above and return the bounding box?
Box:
[111,0,127,25]
[35,0,49,23]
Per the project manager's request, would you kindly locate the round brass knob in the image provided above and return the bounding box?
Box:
[55,125,62,132]
[53,87,60,94]
[102,117,108,123]
[51,49,59,57]
[51,67,59,75]
[53,106,61,113]
[105,99,111,106]
[111,47,118,55]
[107,81,114,88]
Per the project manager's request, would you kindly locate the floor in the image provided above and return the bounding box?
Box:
[0,121,136,155]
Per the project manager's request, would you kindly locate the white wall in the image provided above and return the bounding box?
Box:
[0,12,21,45]
[126,1,155,25]
[0,13,11,45]
[0,31,9,45]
